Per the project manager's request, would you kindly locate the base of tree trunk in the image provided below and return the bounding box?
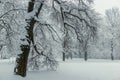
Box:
[63,52,65,61]
[111,53,114,60]
[84,52,87,61]
[14,45,30,77]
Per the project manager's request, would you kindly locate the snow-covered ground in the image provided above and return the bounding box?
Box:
[1,58,120,80]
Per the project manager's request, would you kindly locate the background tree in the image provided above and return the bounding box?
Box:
[105,7,120,60]
[54,0,98,61]
[0,0,25,59]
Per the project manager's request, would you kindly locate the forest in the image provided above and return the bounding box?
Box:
[0,0,120,80]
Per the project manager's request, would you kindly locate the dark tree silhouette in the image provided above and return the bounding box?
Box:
[14,0,44,77]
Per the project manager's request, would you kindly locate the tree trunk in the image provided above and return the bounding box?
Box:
[111,53,114,60]
[84,42,88,61]
[84,51,87,61]
[111,40,114,60]
[14,0,43,77]
[14,45,30,77]
[62,52,65,61]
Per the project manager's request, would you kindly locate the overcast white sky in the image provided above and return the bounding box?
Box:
[94,0,120,15]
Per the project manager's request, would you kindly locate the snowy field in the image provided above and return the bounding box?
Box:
[1,59,120,80]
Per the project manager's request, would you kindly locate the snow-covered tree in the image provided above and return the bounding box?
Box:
[0,0,101,77]
[0,0,23,58]
[53,0,98,61]
[105,7,120,60]
[14,0,57,77]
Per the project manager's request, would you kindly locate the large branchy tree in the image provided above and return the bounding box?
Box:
[53,0,98,61]
[14,0,58,77]
[13,0,98,77]
[14,0,44,77]
[105,7,120,60]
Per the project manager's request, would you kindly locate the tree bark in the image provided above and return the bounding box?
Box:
[84,42,88,61]
[111,40,114,60]
[84,51,87,61]
[62,52,65,61]
[14,0,43,77]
